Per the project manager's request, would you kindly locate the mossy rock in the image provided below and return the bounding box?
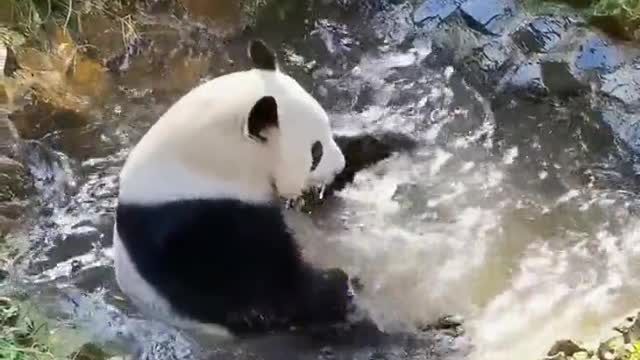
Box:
[0,156,30,202]
[70,343,114,360]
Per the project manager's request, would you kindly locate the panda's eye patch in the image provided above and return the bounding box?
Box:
[310,141,323,171]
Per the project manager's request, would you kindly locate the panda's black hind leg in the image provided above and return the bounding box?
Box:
[291,267,354,327]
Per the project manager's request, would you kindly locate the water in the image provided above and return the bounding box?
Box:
[3,1,640,360]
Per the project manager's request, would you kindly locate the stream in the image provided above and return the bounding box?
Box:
[2,1,640,360]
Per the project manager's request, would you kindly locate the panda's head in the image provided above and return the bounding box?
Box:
[241,40,346,199]
[119,40,345,204]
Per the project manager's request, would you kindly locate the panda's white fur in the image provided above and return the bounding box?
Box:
[118,63,344,205]
[113,40,353,338]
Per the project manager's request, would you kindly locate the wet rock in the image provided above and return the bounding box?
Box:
[599,106,640,153]
[9,102,88,140]
[511,16,573,54]
[437,314,464,328]
[459,0,518,36]
[73,266,118,293]
[499,61,547,99]
[21,140,77,206]
[540,61,589,97]
[612,312,640,344]
[413,0,465,29]
[0,115,21,159]
[0,156,30,202]
[547,339,588,357]
[575,35,624,73]
[462,39,514,90]
[77,15,126,62]
[44,224,105,265]
[600,63,640,110]
[71,342,113,360]
[2,46,20,77]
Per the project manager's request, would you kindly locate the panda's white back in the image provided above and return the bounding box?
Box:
[119,68,337,206]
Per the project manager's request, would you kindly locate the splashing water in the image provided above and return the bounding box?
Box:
[5,2,640,360]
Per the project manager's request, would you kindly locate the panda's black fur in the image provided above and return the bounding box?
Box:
[116,198,353,335]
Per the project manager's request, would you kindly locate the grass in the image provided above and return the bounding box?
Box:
[526,0,640,40]
[0,297,55,360]
[1,0,138,44]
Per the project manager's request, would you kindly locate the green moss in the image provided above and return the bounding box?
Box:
[527,0,640,41]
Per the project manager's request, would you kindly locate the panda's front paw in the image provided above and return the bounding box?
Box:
[349,276,364,293]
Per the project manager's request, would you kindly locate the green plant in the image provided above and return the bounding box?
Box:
[626,341,640,360]
[0,297,55,360]
[525,0,640,40]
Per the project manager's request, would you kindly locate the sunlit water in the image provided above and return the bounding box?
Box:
[4,2,640,360]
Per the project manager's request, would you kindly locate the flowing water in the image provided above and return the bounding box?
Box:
[3,1,640,360]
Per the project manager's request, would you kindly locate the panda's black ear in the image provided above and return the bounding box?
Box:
[247,96,278,142]
[248,40,277,71]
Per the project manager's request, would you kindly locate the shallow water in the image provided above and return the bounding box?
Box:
[3,1,640,360]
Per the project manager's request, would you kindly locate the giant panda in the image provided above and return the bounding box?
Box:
[113,40,360,338]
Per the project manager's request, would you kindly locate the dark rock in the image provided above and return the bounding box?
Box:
[413,0,465,28]
[559,0,593,8]
[9,102,88,140]
[2,46,19,77]
[0,269,8,282]
[547,339,587,357]
[459,0,518,36]
[70,342,113,360]
[70,259,83,274]
[511,16,572,54]
[0,116,21,160]
[430,13,487,64]
[44,227,101,264]
[575,34,624,73]
[540,61,589,97]
[22,140,76,205]
[0,200,28,221]
[73,266,118,293]
[462,40,513,90]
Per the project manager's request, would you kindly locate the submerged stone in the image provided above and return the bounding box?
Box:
[547,339,588,357]
[459,0,518,35]
[600,63,640,110]
[500,61,548,99]
[0,156,30,203]
[575,35,624,73]
[511,16,572,54]
[462,39,513,90]
[540,61,589,97]
[600,106,640,153]
[413,0,466,27]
